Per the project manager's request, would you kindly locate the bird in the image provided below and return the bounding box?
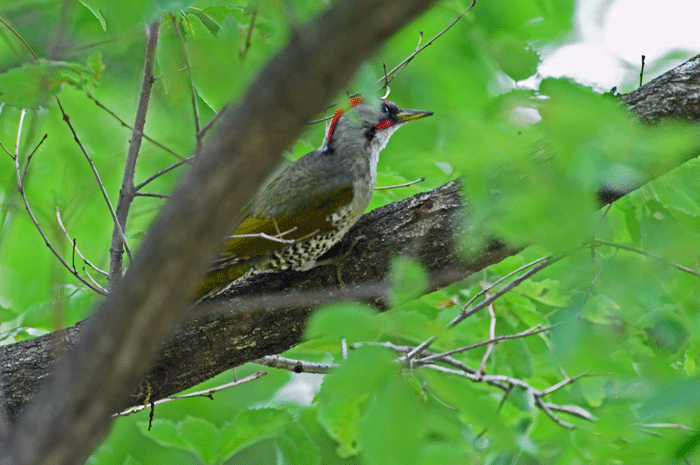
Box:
[193,96,433,301]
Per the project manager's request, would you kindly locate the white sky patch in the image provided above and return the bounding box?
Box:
[539,0,700,89]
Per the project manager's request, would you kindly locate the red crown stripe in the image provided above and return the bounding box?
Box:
[327,96,363,143]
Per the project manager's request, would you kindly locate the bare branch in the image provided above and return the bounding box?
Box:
[637,423,694,432]
[416,325,552,365]
[135,156,194,191]
[197,105,228,140]
[535,396,574,429]
[374,176,425,190]
[86,92,184,160]
[0,18,39,61]
[448,255,563,327]
[55,207,108,277]
[377,0,477,89]
[21,134,46,188]
[239,8,258,60]
[594,238,700,278]
[56,98,133,267]
[170,14,202,153]
[544,403,596,421]
[135,192,171,199]
[406,254,557,361]
[255,355,336,374]
[12,114,106,296]
[108,20,160,289]
[477,289,497,375]
[113,371,267,418]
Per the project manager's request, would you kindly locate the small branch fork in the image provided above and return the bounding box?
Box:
[10,111,107,295]
[107,20,161,290]
[377,0,477,90]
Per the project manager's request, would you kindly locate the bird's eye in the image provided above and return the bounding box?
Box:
[381,103,389,113]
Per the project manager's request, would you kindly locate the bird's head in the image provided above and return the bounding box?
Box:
[323,96,432,156]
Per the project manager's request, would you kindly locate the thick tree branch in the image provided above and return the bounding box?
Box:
[0,1,439,464]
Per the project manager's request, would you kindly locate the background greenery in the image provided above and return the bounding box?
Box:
[1,0,700,463]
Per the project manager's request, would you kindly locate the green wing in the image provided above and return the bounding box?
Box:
[192,186,354,300]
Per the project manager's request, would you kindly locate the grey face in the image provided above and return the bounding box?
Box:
[324,98,404,155]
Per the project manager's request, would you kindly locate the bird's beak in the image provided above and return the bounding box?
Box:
[397,108,434,123]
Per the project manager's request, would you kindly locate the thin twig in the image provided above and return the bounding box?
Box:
[83,267,108,293]
[373,341,592,428]
[640,54,646,87]
[255,355,337,374]
[477,289,497,375]
[377,0,476,89]
[135,192,171,199]
[86,92,184,160]
[402,336,436,361]
[113,371,267,417]
[374,177,425,190]
[535,396,574,429]
[55,207,108,276]
[543,402,596,421]
[0,17,40,61]
[405,256,553,362]
[239,7,258,59]
[540,372,588,396]
[448,255,563,327]
[594,239,700,278]
[637,423,694,432]
[135,155,194,191]
[22,134,47,187]
[416,325,553,365]
[225,228,301,245]
[197,105,228,140]
[71,239,76,271]
[13,113,106,295]
[0,139,13,159]
[461,255,552,317]
[171,14,202,153]
[56,99,133,264]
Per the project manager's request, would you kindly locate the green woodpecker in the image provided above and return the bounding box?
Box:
[193,96,432,301]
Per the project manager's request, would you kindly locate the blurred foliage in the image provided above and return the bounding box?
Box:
[1,0,700,464]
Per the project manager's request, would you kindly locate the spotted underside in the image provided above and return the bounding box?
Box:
[193,189,358,301]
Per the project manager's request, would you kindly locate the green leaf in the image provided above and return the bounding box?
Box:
[316,346,398,457]
[78,0,107,31]
[178,416,222,465]
[389,256,428,307]
[87,51,106,79]
[122,456,144,465]
[359,378,423,465]
[639,378,700,420]
[220,408,293,461]
[305,302,379,343]
[0,64,63,108]
[490,35,540,81]
[276,422,321,465]
[499,329,535,379]
[416,441,474,465]
[515,278,570,307]
[137,418,190,451]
